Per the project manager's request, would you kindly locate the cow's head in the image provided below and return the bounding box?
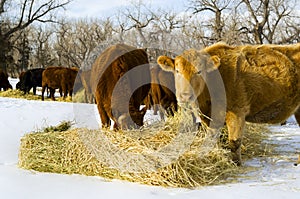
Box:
[157,50,220,122]
[157,49,220,104]
[116,107,147,129]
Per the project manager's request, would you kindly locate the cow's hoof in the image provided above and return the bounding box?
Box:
[229,139,242,166]
[232,157,242,166]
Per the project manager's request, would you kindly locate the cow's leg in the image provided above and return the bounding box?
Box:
[59,88,62,97]
[25,86,29,94]
[97,104,110,128]
[69,88,73,100]
[84,90,88,103]
[294,107,300,126]
[47,88,50,98]
[160,96,175,117]
[41,85,46,101]
[152,86,162,115]
[33,86,36,95]
[226,111,245,166]
[113,120,120,130]
[62,85,67,100]
[50,88,55,101]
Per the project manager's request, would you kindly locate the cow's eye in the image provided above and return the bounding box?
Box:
[196,70,202,75]
[175,69,180,74]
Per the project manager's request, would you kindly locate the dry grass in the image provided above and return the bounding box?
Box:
[0,89,41,100]
[18,114,272,188]
[72,89,87,103]
[0,89,72,102]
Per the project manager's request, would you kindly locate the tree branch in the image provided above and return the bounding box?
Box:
[3,0,71,39]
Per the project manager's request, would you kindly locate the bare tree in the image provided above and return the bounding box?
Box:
[239,0,297,44]
[118,1,156,47]
[112,10,132,43]
[0,0,71,73]
[0,0,6,14]
[31,25,54,68]
[150,10,184,49]
[54,18,113,68]
[188,0,234,42]
[279,18,300,43]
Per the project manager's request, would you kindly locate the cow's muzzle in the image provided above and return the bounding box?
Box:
[178,102,202,124]
[179,92,195,103]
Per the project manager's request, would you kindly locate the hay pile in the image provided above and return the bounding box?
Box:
[0,89,72,102]
[0,89,41,100]
[18,116,271,188]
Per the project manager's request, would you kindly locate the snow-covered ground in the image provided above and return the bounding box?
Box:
[1,78,300,198]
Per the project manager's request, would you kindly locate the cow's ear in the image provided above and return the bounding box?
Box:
[157,56,175,72]
[206,55,220,72]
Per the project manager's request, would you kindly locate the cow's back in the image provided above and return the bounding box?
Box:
[91,44,143,93]
[43,66,63,88]
[93,44,150,128]
[65,67,79,90]
[30,68,44,86]
[93,44,150,105]
[204,43,300,124]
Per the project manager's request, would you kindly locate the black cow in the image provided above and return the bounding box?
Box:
[0,70,12,91]
[18,68,44,95]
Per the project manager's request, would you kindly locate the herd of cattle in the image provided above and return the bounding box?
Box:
[2,42,300,165]
[87,43,300,165]
[0,67,79,101]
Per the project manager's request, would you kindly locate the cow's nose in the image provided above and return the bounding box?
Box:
[180,92,193,102]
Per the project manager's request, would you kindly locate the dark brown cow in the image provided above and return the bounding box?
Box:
[146,64,177,119]
[16,71,25,90]
[91,44,151,129]
[0,70,12,91]
[158,42,300,165]
[41,66,79,101]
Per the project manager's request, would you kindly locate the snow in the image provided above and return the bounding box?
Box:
[1,79,300,198]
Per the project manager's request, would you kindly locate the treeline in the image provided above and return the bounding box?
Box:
[1,0,300,77]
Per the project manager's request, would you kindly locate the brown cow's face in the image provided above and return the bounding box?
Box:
[117,107,147,129]
[157,50,220,105]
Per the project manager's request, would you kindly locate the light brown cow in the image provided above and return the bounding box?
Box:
[91,44,151,130]
[157,42,300,165]
[41,66,79,101]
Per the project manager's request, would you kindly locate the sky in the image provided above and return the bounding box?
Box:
[64,0,187,19]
